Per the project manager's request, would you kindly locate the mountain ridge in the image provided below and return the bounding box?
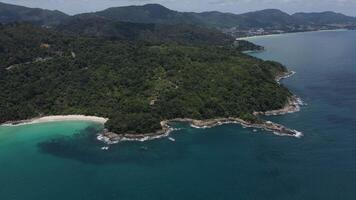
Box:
[1,2,355,29]
[0,1,68,25]
[91,4,356,29]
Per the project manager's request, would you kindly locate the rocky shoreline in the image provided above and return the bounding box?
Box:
[97,121,173,144]
[254,95,303,116]
[97,116,303,144]
[276,70,296,83]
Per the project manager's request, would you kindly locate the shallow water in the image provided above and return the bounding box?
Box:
[1,30,356,200]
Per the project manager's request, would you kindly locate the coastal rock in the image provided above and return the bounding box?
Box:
[97,117,303,145]
[254,95,303,116]
[276,71,296,83]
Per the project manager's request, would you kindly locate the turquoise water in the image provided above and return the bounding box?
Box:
[1,30,356,200]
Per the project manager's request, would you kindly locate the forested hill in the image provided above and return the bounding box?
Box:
[0,2,68,25]
[292,11,356,25]
[0,2,237,47]
[0,22,260,70]
[0,23,74,69]
[95,4,201,26]
[0,24,290,134]
[93,4,356,28]
[55,14,235,46]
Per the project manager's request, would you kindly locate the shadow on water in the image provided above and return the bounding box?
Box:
[37,125,189,165]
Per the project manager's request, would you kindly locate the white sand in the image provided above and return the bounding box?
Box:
[2,115,108,126]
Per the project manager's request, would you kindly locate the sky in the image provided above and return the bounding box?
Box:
[2,0,356,16]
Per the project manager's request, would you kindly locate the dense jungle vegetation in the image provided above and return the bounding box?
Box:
[0,24,290,134]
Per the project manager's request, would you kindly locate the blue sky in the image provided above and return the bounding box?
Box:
[2,0,356,16]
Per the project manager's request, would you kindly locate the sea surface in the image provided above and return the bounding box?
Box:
[1,30,356,200]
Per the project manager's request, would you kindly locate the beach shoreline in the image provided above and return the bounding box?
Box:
[1,115,108,127]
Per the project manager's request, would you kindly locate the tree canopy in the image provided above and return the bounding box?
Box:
[0,24,291,134]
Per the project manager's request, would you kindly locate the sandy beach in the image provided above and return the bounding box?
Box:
[1,115,108,126]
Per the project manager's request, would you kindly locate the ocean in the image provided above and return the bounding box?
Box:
[1,30,356,200]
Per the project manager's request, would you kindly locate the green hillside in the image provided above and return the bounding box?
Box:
[0,24,290,134]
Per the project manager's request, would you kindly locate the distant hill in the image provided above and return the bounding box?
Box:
[185,9,297,29]
[57,14,155,40]
[235,9,298,28]
[0,2,68,25]
[1,2,355,30]
[292,11,356,25]
[94,4,296,28]
[93,4,356,29]
[1,1,356,41]
[95,4,202,25]
[55,14,235,46]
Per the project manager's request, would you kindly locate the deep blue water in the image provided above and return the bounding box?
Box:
[1,30,356,200]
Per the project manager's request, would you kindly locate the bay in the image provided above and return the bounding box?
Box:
[1,30,356,200]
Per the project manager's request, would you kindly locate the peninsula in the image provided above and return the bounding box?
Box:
[0,24,301,142]
[97,71,303,144]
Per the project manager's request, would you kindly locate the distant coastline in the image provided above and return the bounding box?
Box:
[237,28,349,41]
